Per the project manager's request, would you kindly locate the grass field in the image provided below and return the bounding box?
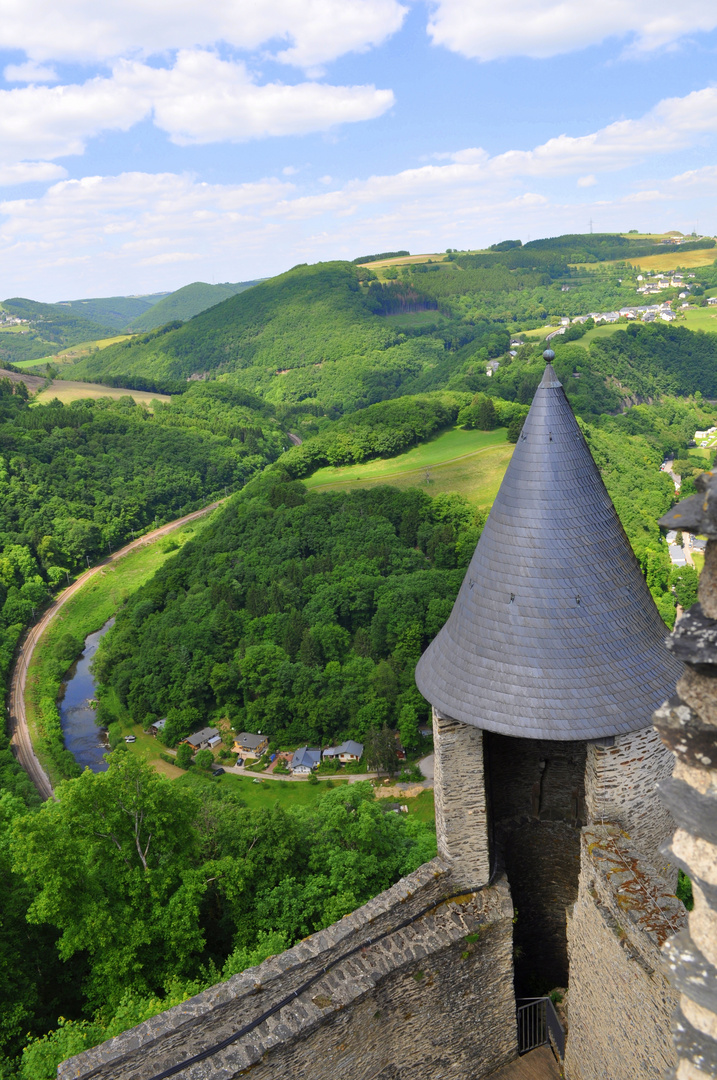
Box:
[356,252,446,269]
[176,769,436,824]
[12,334,132,369]
[681,308,717,333]
[382,311,446,329]
[35,379,171,406]
[521,324,555,340]
[25,521,208,787]
[305,426,513,507]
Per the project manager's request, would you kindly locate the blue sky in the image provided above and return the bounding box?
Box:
[2,1,717,300]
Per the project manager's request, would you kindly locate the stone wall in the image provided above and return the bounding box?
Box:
[484,733,587,994]
[59,860,517,1080]
[564,824,686,1080]
[484,733,587,825]
[433,708,490,888]
[652,481,717,1080]
[584,726,676,879]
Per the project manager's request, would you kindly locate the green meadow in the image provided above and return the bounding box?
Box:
[304,426,513,507]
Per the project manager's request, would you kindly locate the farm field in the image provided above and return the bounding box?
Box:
[35,379,171,405]
[12,334,132,368]
[577,323,624,346]
[356,252,446,268]
[305,426,513,507]
[682,308,717,333]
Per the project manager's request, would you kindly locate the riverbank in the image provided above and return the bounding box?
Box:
[16,509,217,792]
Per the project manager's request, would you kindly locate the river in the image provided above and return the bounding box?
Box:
[58,619,114,772]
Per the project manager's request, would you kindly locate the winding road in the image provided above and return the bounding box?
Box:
[8,499,224,801]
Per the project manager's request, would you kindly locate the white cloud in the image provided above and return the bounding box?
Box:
[4,83,717,297]
[0,161,67,185]
[0,0,406,70]
[0,51,394,163]
[427,0,717,61]
[4,60,57,82]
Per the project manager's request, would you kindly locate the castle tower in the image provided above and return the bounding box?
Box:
[415,352,682,993]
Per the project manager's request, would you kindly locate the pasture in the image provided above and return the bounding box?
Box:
[305,426,513,507]
[35,379,171,405]
[13,334,132,369]
[682,308,717,333]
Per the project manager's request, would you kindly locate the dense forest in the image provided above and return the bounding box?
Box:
[0,376,286,777]
[2,233,717,1078]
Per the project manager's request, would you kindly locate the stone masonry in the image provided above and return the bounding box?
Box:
[653,470,717,1080]
[59,859,517,1080]
[585,726,677,881]
[432,708,490,889]
[564,825,686,1080]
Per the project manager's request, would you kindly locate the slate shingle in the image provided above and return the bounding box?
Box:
[414,360,683,740]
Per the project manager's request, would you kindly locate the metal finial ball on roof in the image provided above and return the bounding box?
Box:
[543,349,555,363]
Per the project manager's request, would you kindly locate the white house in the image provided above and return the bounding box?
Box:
[322,740,364,764]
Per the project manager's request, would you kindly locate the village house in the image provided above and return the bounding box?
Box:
[148,718,167,737]
[183,726,221,751]
[231,732,269,759]
[322,740,364,764]
[290,746,321,773]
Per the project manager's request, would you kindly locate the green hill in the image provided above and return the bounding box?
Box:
[0,297,114,366]
[127,280,261,331]
[67,262,509,412]
[54,293,169,330]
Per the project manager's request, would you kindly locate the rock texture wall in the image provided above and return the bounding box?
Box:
[433,708,490,888]
[59,860,517,1080]
[564,825,686,1080]
[585,726,676,879]
[653,471,717,1080]
[484,733,587,994]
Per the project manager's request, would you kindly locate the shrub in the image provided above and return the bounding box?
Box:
[175,743,193,769]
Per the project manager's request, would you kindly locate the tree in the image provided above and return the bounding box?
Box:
[194,749,214,770]
[365,725,399,774]
[11,755,203,1009]
[507,415,525,442]
[671,565,699,609]
[398,705,420,752]
[175,742,193,769]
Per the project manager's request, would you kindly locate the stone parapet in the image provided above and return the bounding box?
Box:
[585,725,676,880]
[59,864,517,1080]
[432,708,490,888]
[655,482,717,1079]
[564,824,685,1080]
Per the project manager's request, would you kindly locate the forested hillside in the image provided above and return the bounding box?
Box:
[0,298,113,365]
[127,280,261,331]
[3,232,717,1078]
[53,294,167,331]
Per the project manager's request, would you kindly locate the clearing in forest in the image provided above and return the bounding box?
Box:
[304,426,513,507]
[34,379,171,406]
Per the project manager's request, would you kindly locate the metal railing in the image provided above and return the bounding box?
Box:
[516,997,565,1059]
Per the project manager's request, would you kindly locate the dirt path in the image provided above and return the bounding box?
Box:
[8,499,224,800]
[311,442,510,490]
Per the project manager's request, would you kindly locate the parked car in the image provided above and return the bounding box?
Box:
[124,735,136,743]
[212,767,225,777]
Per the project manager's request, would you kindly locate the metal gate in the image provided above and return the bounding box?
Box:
[516,997,565,1059]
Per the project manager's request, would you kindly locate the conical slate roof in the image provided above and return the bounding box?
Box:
[415,357,682,740]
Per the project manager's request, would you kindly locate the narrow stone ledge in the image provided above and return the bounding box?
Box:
[654,697,717,772]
